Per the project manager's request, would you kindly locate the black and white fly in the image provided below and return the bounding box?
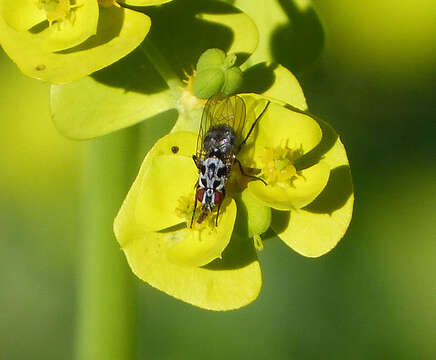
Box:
[191,94,270,227]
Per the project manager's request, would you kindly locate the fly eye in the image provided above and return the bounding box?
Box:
[196,188,205,202]
[214,191,224,205]
[200,165,206,174]
[213,180,221,188]
[217,167,226,177]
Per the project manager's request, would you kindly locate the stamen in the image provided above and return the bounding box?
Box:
[38,0,81,28]
[175,194,194,222]
[260,141,303,185]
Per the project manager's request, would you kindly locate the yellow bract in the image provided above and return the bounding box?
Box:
[167,199,237,267]
[121,230,261,311]
[114,132,261,310]
[38,0,81,28]
[135,155,197,232]
[271,121,354,257]
[248,161,330,210]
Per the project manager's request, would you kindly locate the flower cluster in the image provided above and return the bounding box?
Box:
[114,91,353,310]
[0,0,353,311]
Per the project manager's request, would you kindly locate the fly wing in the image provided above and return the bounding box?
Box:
[211,94,246,140]
[196,95,219,159]
[195,94,246,159]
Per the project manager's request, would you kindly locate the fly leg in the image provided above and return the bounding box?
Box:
[215,189,225,226]
[192,155,199,168]
[238,100,271,152]
[235,158,267,185]
[190,185,199,228]
[215,202,221,227]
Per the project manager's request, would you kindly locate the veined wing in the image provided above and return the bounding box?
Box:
[195,94,246,159]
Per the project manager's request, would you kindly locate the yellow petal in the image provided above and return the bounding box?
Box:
[261,64,307,111]
[248,160,330,210]
[167,199,237,267]
[1,0,46,32]
[238,97,322,165]
[114,132,197,245]
[135,155,197,232]
[198,11,258,57]
[242,63,307,111]
[120,230,262,310]
[272,128,354,257]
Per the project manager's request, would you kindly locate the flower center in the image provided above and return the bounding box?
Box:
[175,193,214,229]
[175,194,194,223]
[260,142,303,185]
[98,0,117,7]
[38,0,80,27]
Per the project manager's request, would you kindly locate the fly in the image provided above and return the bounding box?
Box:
[191,94,270,227]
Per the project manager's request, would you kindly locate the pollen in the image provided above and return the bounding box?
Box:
[260,141,303,185]
[175,194,194,223]
[98,0,118,7]
[38,0,81,28]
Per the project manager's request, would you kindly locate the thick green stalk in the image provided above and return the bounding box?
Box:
[75,128,138,360]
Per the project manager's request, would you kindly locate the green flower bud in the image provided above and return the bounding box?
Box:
[223,53,237,69]
[222,66,243,96]
[196,48,226,73]
[193,48,243,99]
[192,68,225,99]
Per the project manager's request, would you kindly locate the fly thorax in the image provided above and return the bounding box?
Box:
[204,124,236,158]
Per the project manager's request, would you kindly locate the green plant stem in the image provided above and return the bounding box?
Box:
[75,128,138,360]
[140,38,184,96]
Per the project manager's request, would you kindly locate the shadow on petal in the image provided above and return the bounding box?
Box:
[271,0,324,73]
[269,209,290,235]
[56,6,124,53]
[91,47,169,94]
[241,62,277,94]
[204,196,259,270]
[145,0,254,78]
[304,165,353,214]
[294,117,338,170]
[28,21,49,34]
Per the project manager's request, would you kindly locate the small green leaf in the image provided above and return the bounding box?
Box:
[51,48,174,139]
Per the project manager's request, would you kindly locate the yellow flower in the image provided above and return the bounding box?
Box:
[114,93,353,310]
[0,0,173,82]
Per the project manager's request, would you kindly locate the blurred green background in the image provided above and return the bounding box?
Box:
[1,0,435,359]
